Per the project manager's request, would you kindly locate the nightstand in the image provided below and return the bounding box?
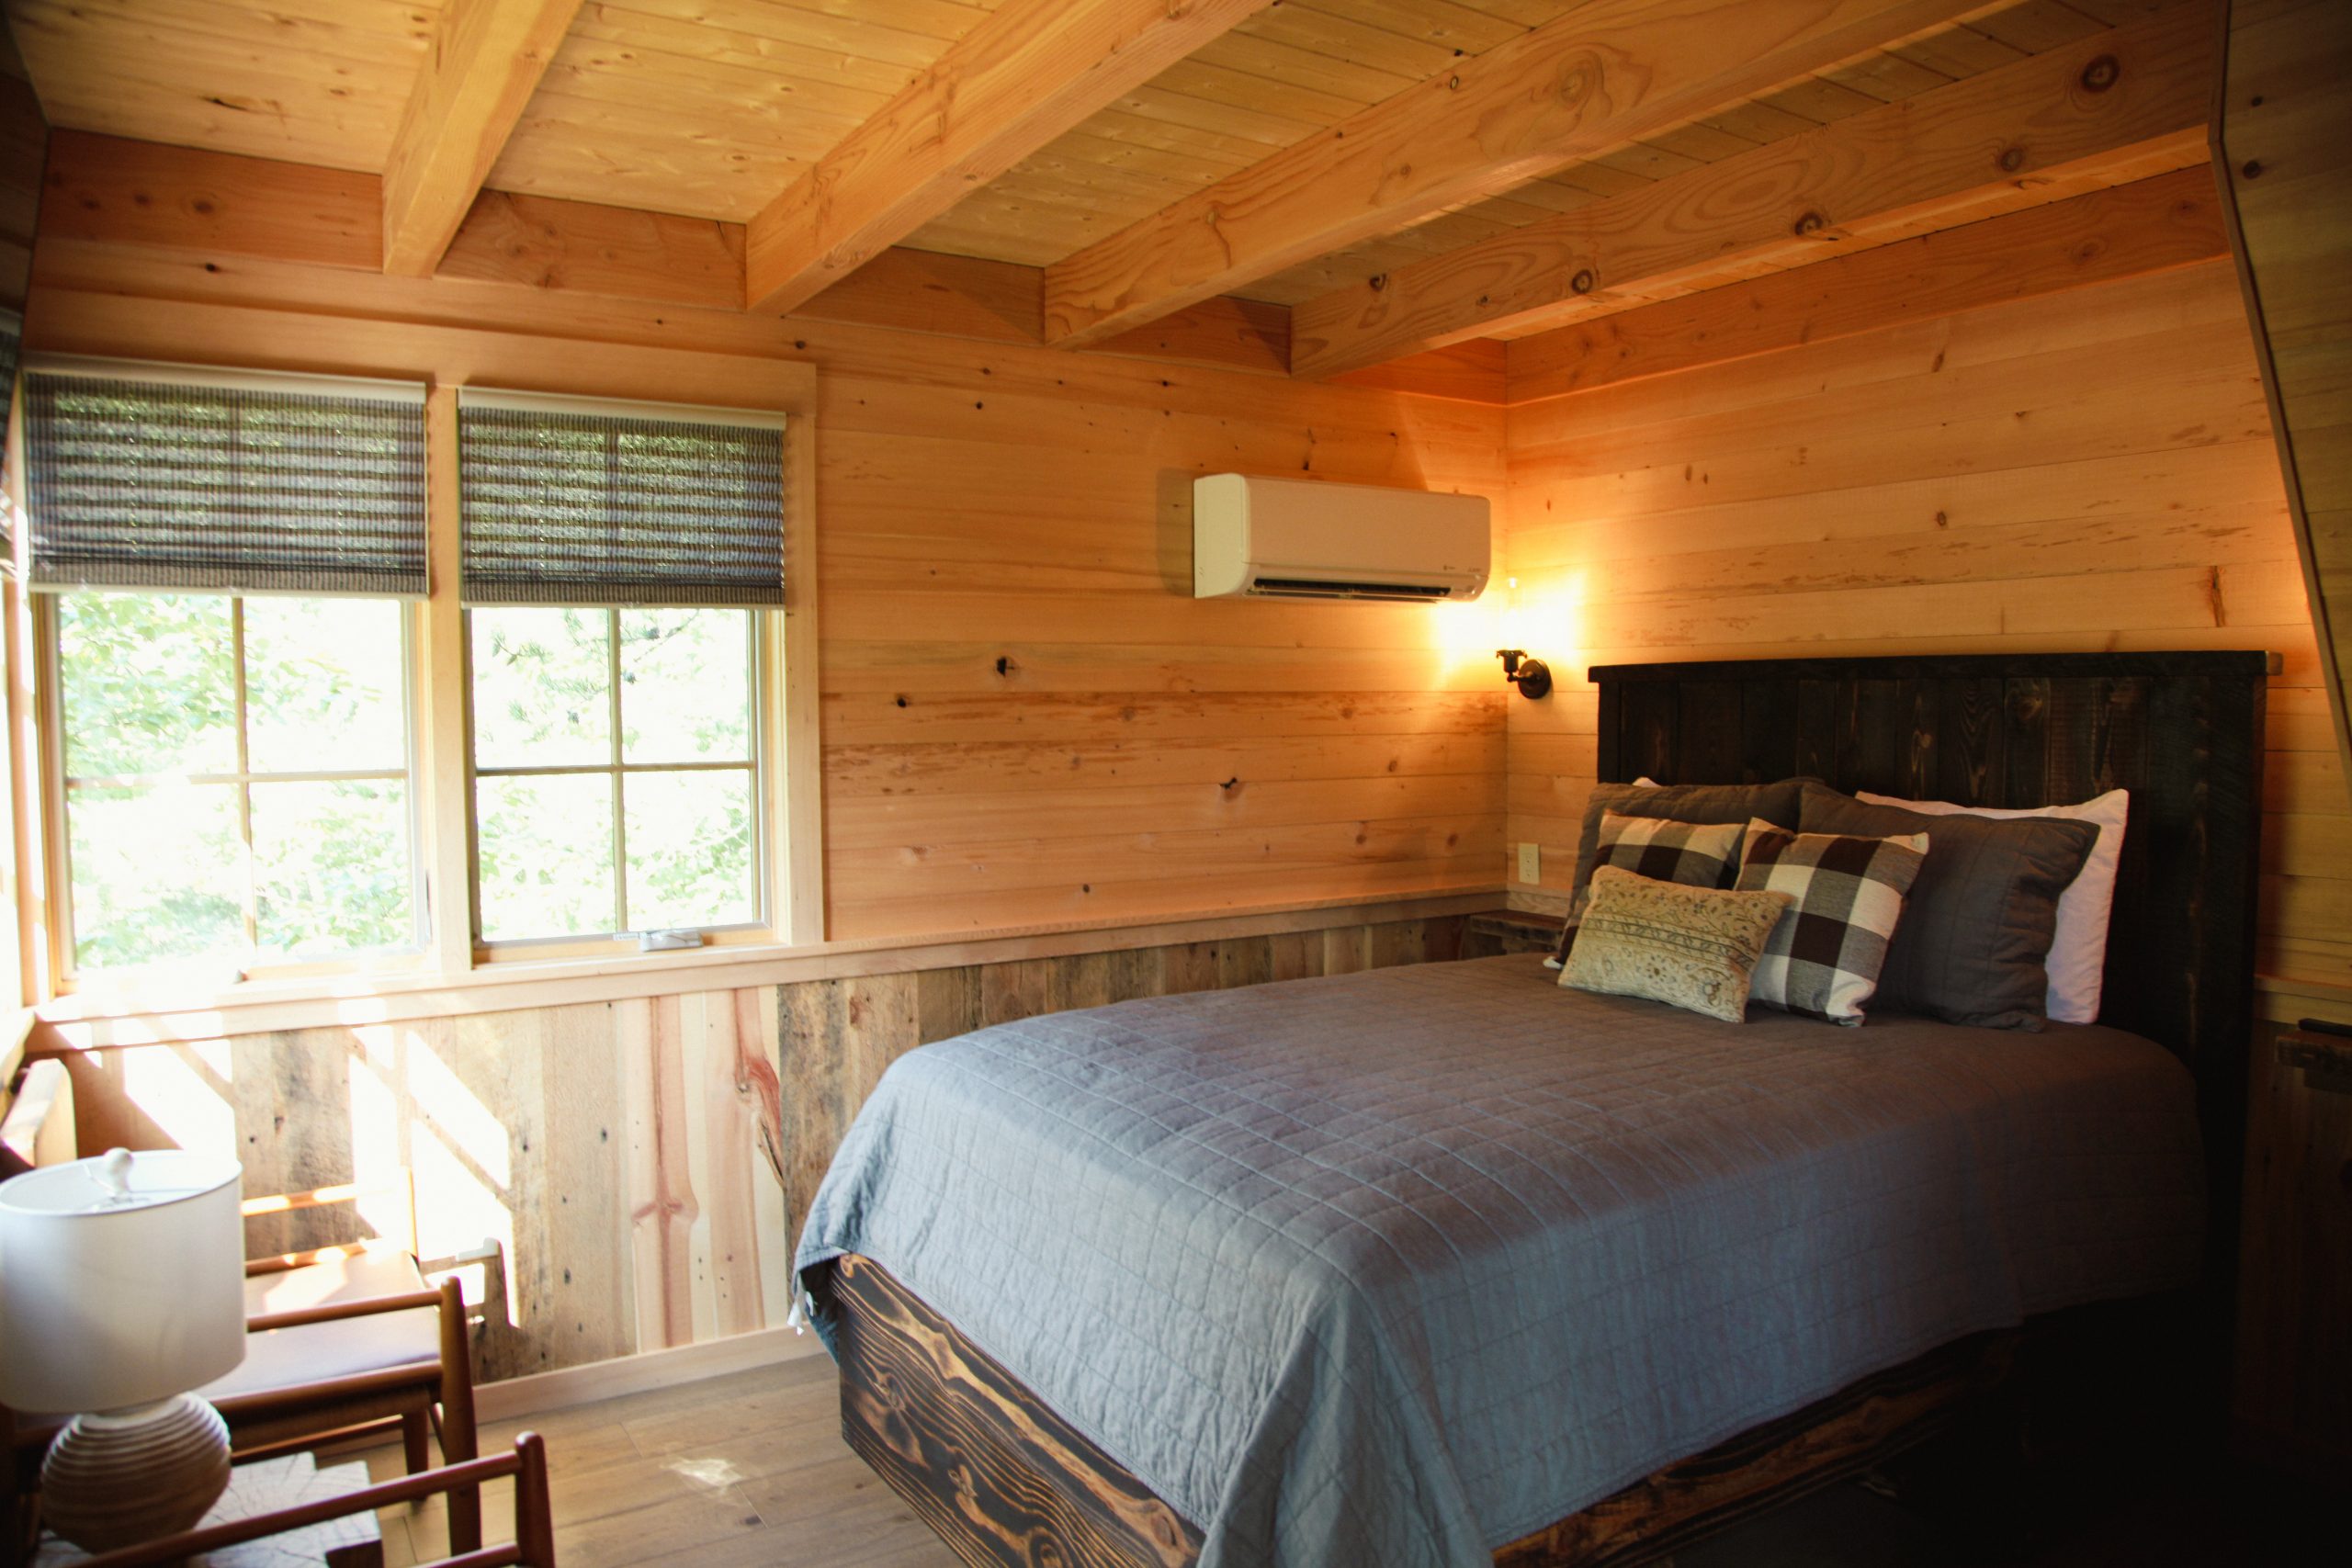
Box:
[1462,909,1568,959]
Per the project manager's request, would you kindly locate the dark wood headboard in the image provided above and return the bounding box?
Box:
[1591,652,2267,1257]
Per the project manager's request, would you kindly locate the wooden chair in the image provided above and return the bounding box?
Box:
[3,1175,490,1563]
[208,1177,486,1553]
[67,1434,554,1568]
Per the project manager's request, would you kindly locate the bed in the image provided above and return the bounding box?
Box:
[793,651,2266,1568]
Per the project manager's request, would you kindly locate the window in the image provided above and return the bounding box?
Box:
[55,592,415,972]
[457,390,786,946]
[23,363,429,980]
[470,606,759,941]
[12,356,814,998]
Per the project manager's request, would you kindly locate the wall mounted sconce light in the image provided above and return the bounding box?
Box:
[1496,649,1552,700]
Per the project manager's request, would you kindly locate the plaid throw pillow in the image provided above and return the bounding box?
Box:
[1735,818,1929,1025]
[1553,813,1748,960]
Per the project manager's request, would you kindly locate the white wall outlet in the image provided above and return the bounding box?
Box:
[1517,841,1542,885]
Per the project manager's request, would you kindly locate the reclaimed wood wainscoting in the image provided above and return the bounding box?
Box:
[53,912,1467,1383]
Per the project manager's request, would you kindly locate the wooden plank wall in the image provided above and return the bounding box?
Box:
[2209,0,2352,1482]
[0,15,38,310]
[1499,253,2351,1476]
[23,181,1511,944]
[21,162,1505,1380]
[59,912,1464,1382]
[2213,0,2352,853]
[1500,257,2346,992]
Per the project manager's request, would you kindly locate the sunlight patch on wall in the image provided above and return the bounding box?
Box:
[405,1031,518,1326]
[345,1024,408,1249]
[407,1036,511,1190]
[120,1041,233,1155]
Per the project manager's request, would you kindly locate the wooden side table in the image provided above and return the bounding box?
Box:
[35,1454,381,1568]
[1462,909,1569,960]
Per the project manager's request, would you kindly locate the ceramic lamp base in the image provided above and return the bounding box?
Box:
[42,1392,232,1552]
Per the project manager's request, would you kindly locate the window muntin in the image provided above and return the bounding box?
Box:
[54,592,418,975]
[469,606,760,943]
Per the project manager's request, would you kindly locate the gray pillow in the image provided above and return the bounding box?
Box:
[1797,784,2098,1031]
[1570,777,1814,916]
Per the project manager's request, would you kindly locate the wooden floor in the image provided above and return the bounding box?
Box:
[361,1359,2335,1568]
[362,1355,956,1568]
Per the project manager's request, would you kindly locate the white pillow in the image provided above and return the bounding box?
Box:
[1855,787,2128,1024]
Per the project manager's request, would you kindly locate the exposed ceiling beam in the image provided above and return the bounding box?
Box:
[744,0,1278,317]
[1040,0,1993,349]
[43,131,1502,400]
[1505,168,2229,404]
[1292,0,2215,379]
[381,0,583,277]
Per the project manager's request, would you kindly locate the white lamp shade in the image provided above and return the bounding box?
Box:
[0,1149,247,1414]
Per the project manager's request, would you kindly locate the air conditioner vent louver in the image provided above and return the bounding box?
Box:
[1249,577,1454,602]
[1193,473,1489,603]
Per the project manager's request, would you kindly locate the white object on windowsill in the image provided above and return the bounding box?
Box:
[638,929,709,953]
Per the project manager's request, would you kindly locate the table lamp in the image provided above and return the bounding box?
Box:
[0,1146,247,1552]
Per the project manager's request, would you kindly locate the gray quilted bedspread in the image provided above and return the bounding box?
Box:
[794,954,2203,1568]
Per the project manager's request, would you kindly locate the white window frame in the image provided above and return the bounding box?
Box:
[449,387,808,964]
[6,350,821,1021]
[37,591,429,985]
[24,358,435,992]
[464,603,773,951]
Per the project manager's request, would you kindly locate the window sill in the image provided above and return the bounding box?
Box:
[35,885,1508,1047]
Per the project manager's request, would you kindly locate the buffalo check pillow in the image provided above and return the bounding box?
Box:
[1735,818,1929,1025]
[1549,812,1748,962]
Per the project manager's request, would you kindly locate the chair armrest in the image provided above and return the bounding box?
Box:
[416,1240,503,1277]
[247,1286,444,1335]
[67,1435,548,1568]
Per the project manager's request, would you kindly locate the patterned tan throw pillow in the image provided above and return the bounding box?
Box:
[1735,819,1929,1025]
[1560,867,1794,1023]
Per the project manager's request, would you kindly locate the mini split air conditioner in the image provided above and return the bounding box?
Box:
[1192,473,1490,603]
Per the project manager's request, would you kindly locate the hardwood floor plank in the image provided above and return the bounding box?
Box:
[344,1345,2324,1567]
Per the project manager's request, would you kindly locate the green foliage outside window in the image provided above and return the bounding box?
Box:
[52,595,762,971]
[470,606,757,942]
[57,592,414,974]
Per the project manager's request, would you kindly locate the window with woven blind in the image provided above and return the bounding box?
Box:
[456,390,787,945]
[25,363,427,979]
[457,390,785,607]
[23,364,428,596]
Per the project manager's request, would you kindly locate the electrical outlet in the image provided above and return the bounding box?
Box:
[1517,842,1542,885]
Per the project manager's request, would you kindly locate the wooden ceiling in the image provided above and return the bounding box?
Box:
[1,0,2210,373]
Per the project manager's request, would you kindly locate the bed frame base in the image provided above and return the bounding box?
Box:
[825,1254,2062,1568]
[829,1254,1203,1568]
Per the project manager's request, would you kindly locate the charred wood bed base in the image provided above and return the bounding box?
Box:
[820,1253,2090,1568]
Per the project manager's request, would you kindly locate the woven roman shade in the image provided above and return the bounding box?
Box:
[23,367,428,595]
[458,391,786,607]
